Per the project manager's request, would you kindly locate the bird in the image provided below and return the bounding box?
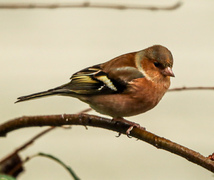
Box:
[16,45,175,134]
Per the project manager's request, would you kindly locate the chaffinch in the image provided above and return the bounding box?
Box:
[16,45,174,134]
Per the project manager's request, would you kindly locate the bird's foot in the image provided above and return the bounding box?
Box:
[113,118,144,137]
[77,108,92,130]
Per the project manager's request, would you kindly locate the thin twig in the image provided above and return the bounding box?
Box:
[39,152,80,180]
[0,108,91,164]
[0,114,213,173]
[168,86,214,92]
[24,153,80,180]
[0,127,54,165]
[0,2,182,10]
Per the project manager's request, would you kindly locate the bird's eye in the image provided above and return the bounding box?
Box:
[154,62,161,67]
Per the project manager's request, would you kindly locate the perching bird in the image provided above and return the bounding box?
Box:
[16,45,174,134]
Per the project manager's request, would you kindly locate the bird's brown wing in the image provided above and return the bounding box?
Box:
[63,64,144,95]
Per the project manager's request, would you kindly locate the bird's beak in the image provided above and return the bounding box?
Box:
[162,67,175,77]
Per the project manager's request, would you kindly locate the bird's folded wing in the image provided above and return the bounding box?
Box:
[64,64,144,95]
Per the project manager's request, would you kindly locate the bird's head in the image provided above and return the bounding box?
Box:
[135,45,175,82]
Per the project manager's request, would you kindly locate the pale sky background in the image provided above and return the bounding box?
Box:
[1,0,214,180]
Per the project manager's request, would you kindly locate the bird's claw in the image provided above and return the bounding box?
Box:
[113,118,144,137]
[116,132,122,137]
[125,123,142,137]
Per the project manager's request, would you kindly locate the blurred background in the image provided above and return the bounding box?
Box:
[1,0,214,179]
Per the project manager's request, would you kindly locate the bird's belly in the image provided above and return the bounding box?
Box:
[87,94,159,118]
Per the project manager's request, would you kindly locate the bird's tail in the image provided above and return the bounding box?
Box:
[15,84,71,103]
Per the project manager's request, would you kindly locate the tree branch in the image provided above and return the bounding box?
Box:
[0,2,182,10]
[168,86,214,92]
[0,114,214,172]
[0,127,55,165]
